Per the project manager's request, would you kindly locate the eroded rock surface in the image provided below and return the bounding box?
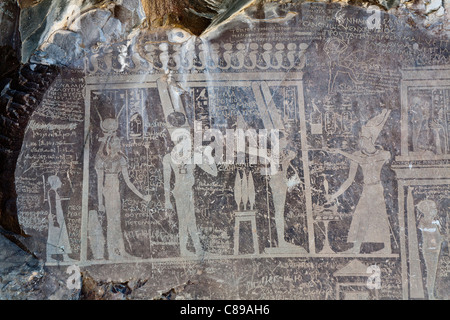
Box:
[1,0,450,300]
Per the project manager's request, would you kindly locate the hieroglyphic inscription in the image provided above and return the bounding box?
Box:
[16,3,449,299]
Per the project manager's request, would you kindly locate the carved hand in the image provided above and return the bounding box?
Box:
[325,193,336,204]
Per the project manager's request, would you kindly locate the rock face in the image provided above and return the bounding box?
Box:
[0,0,21,52]
[21,0,146,65]
[0,233,80,300]
[1,0,450,300]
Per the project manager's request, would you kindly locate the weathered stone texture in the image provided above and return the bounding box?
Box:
[1,0,450,300]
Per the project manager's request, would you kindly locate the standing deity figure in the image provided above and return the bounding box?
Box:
[410,97,433,154]
[163,130,217,257]
[268,133,306,253]
[95,118,150,261]
[410,97,447,155]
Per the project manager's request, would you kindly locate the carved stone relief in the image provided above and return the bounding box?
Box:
[15,3,449,299]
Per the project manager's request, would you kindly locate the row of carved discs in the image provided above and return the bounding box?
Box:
[144,42,309,52]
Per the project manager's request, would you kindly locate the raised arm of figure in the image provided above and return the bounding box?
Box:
[326,148,362,163]
[327,160,358,203]
[121,160,150,202]
[199,159,218,177]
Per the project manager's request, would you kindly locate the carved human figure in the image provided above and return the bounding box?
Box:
[95,119,150,261]
[327,109,392,254]
[324,38,362,93]
[410,97,448,155]
[163,137,218,257]
[268,134,305,251]
[417,200,444,300]
[46,175,73,263]
[431,106,448,155]
[410,97,433,153]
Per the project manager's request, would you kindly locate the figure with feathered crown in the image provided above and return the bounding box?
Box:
[326,109,392,254]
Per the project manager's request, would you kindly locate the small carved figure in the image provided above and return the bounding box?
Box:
[46,175,74,263]
[417,200,444,300]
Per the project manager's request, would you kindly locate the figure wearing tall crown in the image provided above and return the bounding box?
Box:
[326,109,392,254]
